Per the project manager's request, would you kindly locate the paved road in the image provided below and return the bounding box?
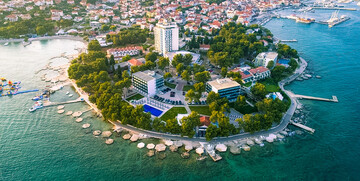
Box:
[113,58,308,143]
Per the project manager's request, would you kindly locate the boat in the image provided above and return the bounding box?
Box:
[296,17,315,24]
[358,2,360,6]
[3,42,9,46]
[68,94,73,97]
[0,77,6,81]
[66,91,70,95]
[29,101,43,112]
[32,95,43,101]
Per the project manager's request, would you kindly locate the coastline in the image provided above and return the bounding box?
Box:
[0,35,88,45]
[66,55,308,144]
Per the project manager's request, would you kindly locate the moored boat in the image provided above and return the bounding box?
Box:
[3,42,9,46]
[29,101,43,112]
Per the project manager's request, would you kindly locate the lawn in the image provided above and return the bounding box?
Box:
[259,78,280,93]
[243,82,252,87]
[182,85,194,91]
[230,103,258,114]
[164,81,176,89]
[189,106,211,116]
[160,107,187,121]
[126,94,144,101]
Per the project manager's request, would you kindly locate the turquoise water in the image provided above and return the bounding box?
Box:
[1,8,360,180]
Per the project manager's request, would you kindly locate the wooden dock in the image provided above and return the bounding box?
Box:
[293,94,338,102]
[290,121,315,133]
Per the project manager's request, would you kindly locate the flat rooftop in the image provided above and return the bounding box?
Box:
[133,70,162,82]
[207,78,240,90]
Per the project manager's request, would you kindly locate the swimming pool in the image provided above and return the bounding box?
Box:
[278,59,290,65]
[143,104,163,117]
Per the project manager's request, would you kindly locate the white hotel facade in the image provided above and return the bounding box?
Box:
[154,21,179,55]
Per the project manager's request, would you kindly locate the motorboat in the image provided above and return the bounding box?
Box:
[66,91,70,95]
[68,94,73,97]
[29,101,43,112]
[3,42,9,46]
[32,95,43,101]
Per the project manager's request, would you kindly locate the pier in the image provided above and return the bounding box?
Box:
[203,144,222,162]
[43,97,84,107]
[292,94,338,102]
[290,121,315,133]
[311,7,357,11]
[280,39,298,42]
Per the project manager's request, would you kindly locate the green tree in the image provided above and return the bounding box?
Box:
[109,55,115,65]
[157,57,169,70]
[163,72,172,80]
[267,60,274,69]
[205,124,218,141]
[221,67,228,78]
[194,82,205,94]
[271,65,286,82]
[206,91,220,104]
[122,55,131,62]
[181,70,191,82]
[88,40,102,51]
[194,71,210,83]
[185,89,196,102]
[183,53,193,66]
[145,52,158,62]
[152,118,166,132]
[36,26,46,35]
[165,118,182,134]
[181,111,201,138]
[251,82,267,99]
[176,63,185,75]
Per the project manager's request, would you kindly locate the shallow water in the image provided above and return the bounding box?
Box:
[1,6,360,179]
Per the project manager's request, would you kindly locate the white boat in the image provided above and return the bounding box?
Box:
[68,94,73,97]
[357,2,360,6]
[29,101,43,112]
[66,91,70,95]
[4,42,9,46]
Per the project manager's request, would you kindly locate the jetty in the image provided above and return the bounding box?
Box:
[43,97,84,107]
[292,94,338,102]
[203,144,222,162]
[280,39,298,42]
[290,121,315,133]
[311,7,357,11]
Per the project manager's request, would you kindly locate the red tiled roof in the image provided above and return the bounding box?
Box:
[240,72,253,79]
[200,116,210,126]
[128,58,143,66]
[249,66,269,74]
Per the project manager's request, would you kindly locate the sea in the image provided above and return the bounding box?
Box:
[1,4,360,180]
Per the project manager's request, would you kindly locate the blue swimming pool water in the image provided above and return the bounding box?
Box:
[143,104,163,117]
[278,59,290,65]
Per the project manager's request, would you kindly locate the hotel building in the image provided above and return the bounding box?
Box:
[132,70,164,97]
[206,78,241,102]
[154,21,179,55]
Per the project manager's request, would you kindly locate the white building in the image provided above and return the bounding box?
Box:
[206,78,241,102]
[154,21,179,55]
[254,52,278,67]
[132,70,164,97]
